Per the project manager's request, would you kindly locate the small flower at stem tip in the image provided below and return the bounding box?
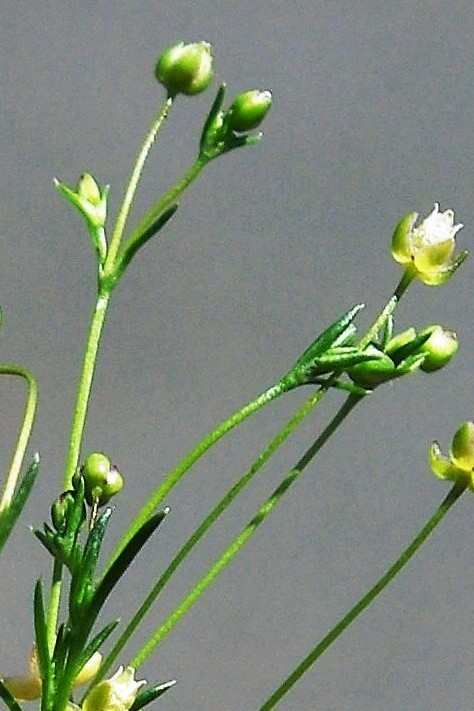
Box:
[82,666,146,711]
[155,41,214,96]
[391,203,466,285]
[430,421,474,489]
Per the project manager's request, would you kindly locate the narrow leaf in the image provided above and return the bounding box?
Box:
[33,581,50,684]
[92,510,168,616]
[70,508,113,615]
[0,455,40,554]
[199,84,226,154]
[117,204,178,276]
[130,680,177,711]
[78,619,120,672]
[295,304,364,368]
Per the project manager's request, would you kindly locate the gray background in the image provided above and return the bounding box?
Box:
[0,2,473,710]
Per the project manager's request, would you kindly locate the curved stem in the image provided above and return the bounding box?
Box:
[130,392,362,668]
[255,481,466,711]
[63,292,110,490]
[107,381,288,572]
[104,97,174,271]
[94,388,327,682]
[0,365,38,514]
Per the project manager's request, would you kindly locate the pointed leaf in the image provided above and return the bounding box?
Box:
[33,581,50,684]
[199,84,226,154]
[0,455,40,554]
[78,619,120,674]
[117,204,178,278]
[92,510,168,616]
[295,304,364,367]
[130,680,177,711]
[70,508,113,615]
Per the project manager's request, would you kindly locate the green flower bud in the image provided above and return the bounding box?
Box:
[82,666,145,711]
[51,490,75,532]
[226,90,272,132]
[155,41,213,96]
[391,204,465,285]
[82,452,124,506]
[418,325,458,372]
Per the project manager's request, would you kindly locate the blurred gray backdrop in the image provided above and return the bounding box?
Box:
[1,2,474,710]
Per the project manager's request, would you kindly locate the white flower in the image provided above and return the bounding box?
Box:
[391,203,466,285]
[82,666,146,711]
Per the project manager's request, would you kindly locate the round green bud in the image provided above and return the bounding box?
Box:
[226,89,273,132]
[418,325,458,372]
[155,41,214,96]
[82,452,124,506]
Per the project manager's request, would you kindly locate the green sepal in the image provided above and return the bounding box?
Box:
[0,454,40,555]
[33,580,51,687]
[386,328,432,366]
[0,679,25,711]
[294,304,364,368]
[129,680,177,711]
[93,509,168,617]
[69,508,113,618]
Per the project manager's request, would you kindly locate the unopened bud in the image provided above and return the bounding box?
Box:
[418,325,458,372]
[155,41,214,96]
[226,90,272,132]
[82,452,124,506]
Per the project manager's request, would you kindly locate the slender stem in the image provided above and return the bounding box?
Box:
[359,268,415,349]
[130,392,362,668]
[111,156,208,282]
[256,481,466,711]
[95,388,327,682]
[0,365,38,514]
[46,560,63,654]
[104,97,174,271]
[63,292,110,490]
[107,381,287,572]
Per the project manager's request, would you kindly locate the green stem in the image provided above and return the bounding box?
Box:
[359,268,415,349]
[104,97,174,271]
[46,560,63,654]
[111,155,208,283]
[95,388,327,682]
[63,292,110,490]
[255,481,466,711]
[0,365,38,514]
[130,392,362,668]
[107,381,288,572]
